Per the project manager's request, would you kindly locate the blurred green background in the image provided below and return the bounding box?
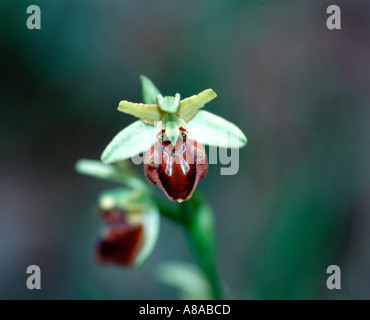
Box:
[0,0,369,299]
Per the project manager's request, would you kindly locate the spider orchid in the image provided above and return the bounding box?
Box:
[101,76,247,202]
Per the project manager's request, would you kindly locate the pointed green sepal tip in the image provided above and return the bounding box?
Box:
[140,75,162,105]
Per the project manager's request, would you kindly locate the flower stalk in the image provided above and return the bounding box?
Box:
[154,192,222,299]
[181,192,222,300]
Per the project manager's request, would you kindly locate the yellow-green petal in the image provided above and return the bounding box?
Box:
[177,89,217,122]
[118,101,164,124]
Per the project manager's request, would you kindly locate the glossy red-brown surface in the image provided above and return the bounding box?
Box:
[145,134,208,202]
[95,209,143,266]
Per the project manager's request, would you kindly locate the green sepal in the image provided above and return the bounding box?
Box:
[101,120,155,164]
[75,159,147,190]
[186,110,247,148]
[140,75,162,105]
[155,262,212,299]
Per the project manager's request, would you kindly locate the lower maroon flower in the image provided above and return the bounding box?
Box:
[144,126,208,202]
[95,208,143,266]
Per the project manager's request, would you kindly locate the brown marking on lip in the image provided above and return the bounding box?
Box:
[144,138,208,202]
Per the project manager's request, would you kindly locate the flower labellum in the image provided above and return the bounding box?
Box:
[95,208,143,266]
[144,115,208,202]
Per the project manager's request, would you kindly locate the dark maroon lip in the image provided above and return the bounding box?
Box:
[95,209,143,266]
[144,138,208,202]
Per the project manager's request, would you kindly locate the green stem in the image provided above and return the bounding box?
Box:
[154,200,185,225]
[157,192,223,299]
[184,192,222,300]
